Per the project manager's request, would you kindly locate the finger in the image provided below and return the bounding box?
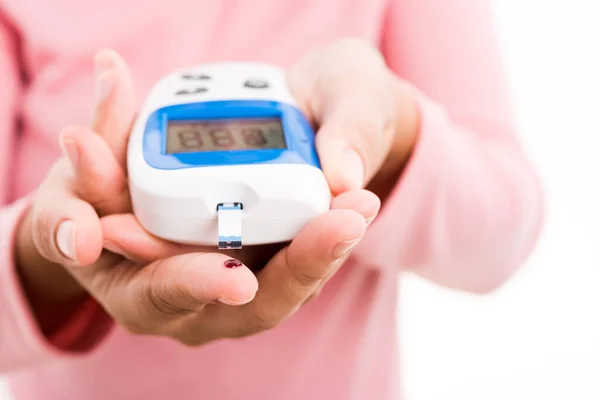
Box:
[303,251,354,305]
[314,95,396,195]
[209,208,367,337]
[302,189,381,304]
[94,47,132,79]
[59,126,130,215]
[287,40,397,195]
[145,254,258,310]
[100,213,209,263]
[92,49,136,168]
[70,252,258,336]
[330,189,381,224]
[301,190,381,304]
[30,159,103,266]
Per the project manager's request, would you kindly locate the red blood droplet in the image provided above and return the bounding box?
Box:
[224,259,243,269]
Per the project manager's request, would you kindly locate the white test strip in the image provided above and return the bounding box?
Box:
[217,203,243,249]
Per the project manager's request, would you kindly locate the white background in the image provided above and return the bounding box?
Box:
[2,0,599,399]
[400,0,600,399]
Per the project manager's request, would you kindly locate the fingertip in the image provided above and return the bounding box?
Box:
[322,209,367,259]
[180,254,259,307]
[331,208,368,241]
[289,208,366,266]
[213,256,259,305]
[94,48,124,74]
[317,208,368,238]
[220,269,259,306]
[59,125,92,141]
[331,189,381,223]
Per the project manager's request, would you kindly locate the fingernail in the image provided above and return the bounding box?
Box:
[224,259,243,269]
[96,74,114,104]
[56,221,77,261]
[332,238,361,259]
[340,149,364,189]
[60,137,79,169]
[365,216,376,225]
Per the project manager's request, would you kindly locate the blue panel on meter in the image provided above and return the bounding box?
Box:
[142,100,321,170]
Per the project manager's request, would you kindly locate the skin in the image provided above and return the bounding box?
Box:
[15,38,419,345]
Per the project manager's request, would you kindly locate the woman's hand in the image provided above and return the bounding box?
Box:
[287,38,420,200]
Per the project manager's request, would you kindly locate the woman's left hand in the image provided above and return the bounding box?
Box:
[287,38,420,199]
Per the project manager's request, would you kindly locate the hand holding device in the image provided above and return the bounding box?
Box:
[14,48,379,346]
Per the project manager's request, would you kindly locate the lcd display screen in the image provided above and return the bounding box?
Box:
[165,118,286,154]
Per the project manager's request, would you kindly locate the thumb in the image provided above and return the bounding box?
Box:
[286,40,398,196]
[315,97,396,195]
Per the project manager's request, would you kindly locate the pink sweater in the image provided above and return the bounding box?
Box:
[0,1,544,399]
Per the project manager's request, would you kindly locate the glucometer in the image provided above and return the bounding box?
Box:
[128,62,331,249]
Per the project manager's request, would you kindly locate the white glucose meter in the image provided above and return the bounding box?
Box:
[128,62,331,249]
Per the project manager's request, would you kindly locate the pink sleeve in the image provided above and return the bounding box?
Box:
[0,15,113,373]
[354,0,545,293]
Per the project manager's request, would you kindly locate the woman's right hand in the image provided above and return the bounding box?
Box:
[14,50,140,306]
[15,49,379,346]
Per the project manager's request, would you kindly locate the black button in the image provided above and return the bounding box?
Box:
[244,79,269,89]
[182,73,211,80]
[176,87,208,95]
